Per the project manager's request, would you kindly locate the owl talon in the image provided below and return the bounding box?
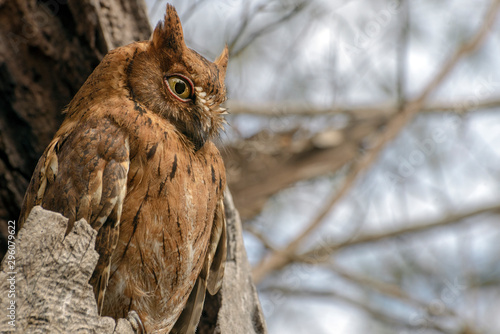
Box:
[127,310,146,334]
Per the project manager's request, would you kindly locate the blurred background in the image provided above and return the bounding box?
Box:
[1,0,500,333]
[147,0,500,333]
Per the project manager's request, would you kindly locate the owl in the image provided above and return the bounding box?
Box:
[18,4,228,333]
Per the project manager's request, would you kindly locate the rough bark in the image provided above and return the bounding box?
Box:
[0,1,266,332]
[0,206,136,334]
[224,115,388,220]
[0,0,151,255]
[0,191,267,333]
[198,190,267,333]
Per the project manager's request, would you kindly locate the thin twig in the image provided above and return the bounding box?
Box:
[396,0,409,111]
[231,2,308,58]
[324,263,458,317]
[244,225,277,251]
[263,286,458,334]
[299,203,500,261]
[226,96,500,117]
[227,3,265,54]
[252,0,500,284]
[180,0,209,23]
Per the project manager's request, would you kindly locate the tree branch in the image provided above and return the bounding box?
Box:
[230,2,308,58]
[263,286,465,334]
[299,203,500,261]
[226,96,500,118]
[0,191,267,333]
[252,0,500,283]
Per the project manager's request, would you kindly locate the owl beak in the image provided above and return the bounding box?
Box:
[191,126,209,151]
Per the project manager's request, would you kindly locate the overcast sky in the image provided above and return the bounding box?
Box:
[145,1,500,333]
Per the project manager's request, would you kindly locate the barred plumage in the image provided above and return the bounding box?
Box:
[19,4,228,333]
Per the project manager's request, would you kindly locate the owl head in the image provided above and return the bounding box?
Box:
[127,4,229,150]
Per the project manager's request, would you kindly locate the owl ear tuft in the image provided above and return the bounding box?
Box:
[214,45,229,76]
[151,4,186,52]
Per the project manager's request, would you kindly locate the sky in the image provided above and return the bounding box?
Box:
[144,1,500,333]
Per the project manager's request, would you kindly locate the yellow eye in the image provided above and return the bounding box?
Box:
[166,75,192,101]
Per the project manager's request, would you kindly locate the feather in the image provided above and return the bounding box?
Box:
[18,4,228,332]
[19,116,130,315]
[207,199,227,295]
[170,275,207,334]
[171,199,227,332]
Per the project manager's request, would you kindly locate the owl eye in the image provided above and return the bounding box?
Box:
[165,75,193,101]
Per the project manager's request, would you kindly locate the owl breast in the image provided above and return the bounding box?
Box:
[101,110,225,333]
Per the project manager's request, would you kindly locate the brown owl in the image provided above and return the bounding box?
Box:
[18,4,228,333]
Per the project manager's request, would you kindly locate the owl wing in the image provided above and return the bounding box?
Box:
[206,198,227,295]
[171,198,227,334]
[19,117,130,314]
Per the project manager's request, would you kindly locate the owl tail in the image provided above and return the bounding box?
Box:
[171,199,227,333]
[170,275,207,334]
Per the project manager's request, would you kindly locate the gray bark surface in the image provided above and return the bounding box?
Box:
[0,192,267,333]
[0,206,134,333]
[199,190,267,333]
[0,0,151,255]
[0,1,267,332]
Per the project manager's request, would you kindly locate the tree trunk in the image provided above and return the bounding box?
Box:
[0,0,151,253]
[0,191,266,333]
[0,1,266,332]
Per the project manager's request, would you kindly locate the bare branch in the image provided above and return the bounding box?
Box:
[230,2,308,58]
[226,97,500,118]
[299,203,500,261]
[244,225,277,251]
[252,0,500,283]
[180,0,210,24]
[396,0,409,111]
[262,286,459,334]
[225,118,385,220]
[324,263,458,318]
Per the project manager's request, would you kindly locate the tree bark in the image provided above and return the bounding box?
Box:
[198,190,267,333]
[0,191,267,333]
[0,206,136,333]
[0,0,266,332]
[0,0,151,254]
[223,116,387,220]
